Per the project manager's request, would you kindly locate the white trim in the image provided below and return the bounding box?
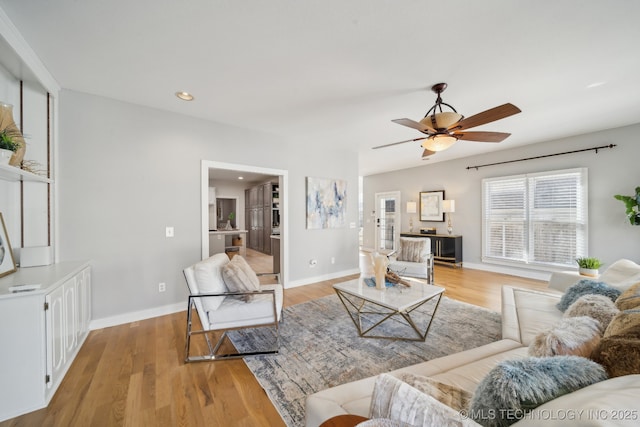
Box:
[201,160,290,288]
[286,268,361,288]
[89,302,184,330]
[374,191,401,253]
[462,261,551,282]
[0,7,61,95]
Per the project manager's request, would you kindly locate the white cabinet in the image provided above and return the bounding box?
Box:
[0,261,91,421]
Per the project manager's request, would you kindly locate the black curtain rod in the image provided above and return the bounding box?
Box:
[466,144,617,171]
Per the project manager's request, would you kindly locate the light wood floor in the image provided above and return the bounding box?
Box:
[1,252,548,427]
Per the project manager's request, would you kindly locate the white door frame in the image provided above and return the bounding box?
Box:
[201,160,289,287]
[374,191,401,254]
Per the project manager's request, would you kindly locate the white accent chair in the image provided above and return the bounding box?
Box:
[387,237,434,283]
[183,253,283,362]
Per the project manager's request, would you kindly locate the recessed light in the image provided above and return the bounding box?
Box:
[586,82,606,89]
[238,176,244,180]
[175,91,194,101]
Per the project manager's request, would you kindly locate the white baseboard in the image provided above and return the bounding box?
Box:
[462,261,551,281]
[88,264,548,330]
[88,269,360,330]
[89,301,185,330]
[285,268,361,288]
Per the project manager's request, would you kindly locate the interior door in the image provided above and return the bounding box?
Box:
[374,191,401,254]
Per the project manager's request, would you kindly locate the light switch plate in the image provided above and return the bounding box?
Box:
[166,226,174,237]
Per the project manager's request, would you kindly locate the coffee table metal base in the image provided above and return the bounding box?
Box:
[334,288,443,341]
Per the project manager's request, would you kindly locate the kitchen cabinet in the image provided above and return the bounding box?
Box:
[401,233,463,267]
[246,181,278,254]
[0,261,92,421]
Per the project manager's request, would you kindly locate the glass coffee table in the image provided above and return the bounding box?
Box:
[333,278,445,341]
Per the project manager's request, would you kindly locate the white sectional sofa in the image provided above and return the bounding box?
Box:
[305,260,640,427]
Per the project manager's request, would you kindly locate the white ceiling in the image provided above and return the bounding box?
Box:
[2,1,640,176]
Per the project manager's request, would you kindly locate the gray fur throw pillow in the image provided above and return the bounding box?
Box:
[564,294,620,332]
[469,356,608,427]
[556,279,622,312]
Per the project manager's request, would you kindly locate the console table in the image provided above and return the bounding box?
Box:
[401,233,463,267]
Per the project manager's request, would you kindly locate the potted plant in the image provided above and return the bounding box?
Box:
[575,257,603,277]
[0,128,22,165]
[225,212,235,230]
[614,187,640,226]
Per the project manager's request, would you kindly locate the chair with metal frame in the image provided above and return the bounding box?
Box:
[183,253,283,362]
[386,236,434,284]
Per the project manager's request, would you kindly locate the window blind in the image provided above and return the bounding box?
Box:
[482,168,588,268]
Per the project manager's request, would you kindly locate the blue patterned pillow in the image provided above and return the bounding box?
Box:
[469,356,607,427]
[556,279,622,312]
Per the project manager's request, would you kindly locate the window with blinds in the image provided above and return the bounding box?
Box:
[482,168,588,268]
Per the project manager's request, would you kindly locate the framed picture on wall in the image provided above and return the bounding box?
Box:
[419,190,445,222]
[0,213,17,278]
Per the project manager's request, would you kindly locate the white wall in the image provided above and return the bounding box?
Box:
[363,124,640,280]
[58,90,360,324]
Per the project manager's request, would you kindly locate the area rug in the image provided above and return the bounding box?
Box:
[228,292,501,427]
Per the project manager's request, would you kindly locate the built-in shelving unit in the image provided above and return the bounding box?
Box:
[0,163,52,183]
[0,8,90,423]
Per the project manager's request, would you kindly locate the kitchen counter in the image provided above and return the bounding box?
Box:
[209,229,248,235]
[209,230,247,257]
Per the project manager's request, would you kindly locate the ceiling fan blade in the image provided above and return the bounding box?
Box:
[452,103,521,131]
[422,149,436,158]
[392,118,436,133]
[454,131,511,142]
[372,136,427,150]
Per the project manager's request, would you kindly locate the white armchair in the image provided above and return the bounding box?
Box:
[183,253,283,362]
[387,236,434,283]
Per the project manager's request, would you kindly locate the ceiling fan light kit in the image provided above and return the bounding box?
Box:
[374,82,521,159]
[419,111,463,130]
[422,135,458,152]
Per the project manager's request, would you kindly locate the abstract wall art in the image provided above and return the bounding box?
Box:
[306,177,347,229]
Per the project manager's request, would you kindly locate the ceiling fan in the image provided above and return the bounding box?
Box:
[373,83,521,159]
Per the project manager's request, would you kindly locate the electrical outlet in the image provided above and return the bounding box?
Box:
[158,282,166,292]
[309,259,317,267]
[165,227,174,237]
[331,257,335,264]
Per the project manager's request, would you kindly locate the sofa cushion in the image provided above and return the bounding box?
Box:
[563,294,619,332]
[556,279,622,312]
[193,253,229,311]
[208,283,283,330]
[501,286,563,346]
[512,375,640,426]
[528,316,601,358]
[396,237,430,263]
[598,259,640,291]
[615,282,640,311]
[592,309,640,378]
[304,339,525,427]
[356,419,401,427]
[369,373,480,427]
[469,356,608,427]
[222,255,260,301]
[396,373,473,412]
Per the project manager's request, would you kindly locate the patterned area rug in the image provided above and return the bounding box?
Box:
[228,292,501,427]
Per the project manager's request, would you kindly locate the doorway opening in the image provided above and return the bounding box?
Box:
[201,160,289,287]
[374,191,401,254]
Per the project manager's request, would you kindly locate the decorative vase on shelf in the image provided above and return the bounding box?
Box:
[0,102,26,167]
[225,220,232,230]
